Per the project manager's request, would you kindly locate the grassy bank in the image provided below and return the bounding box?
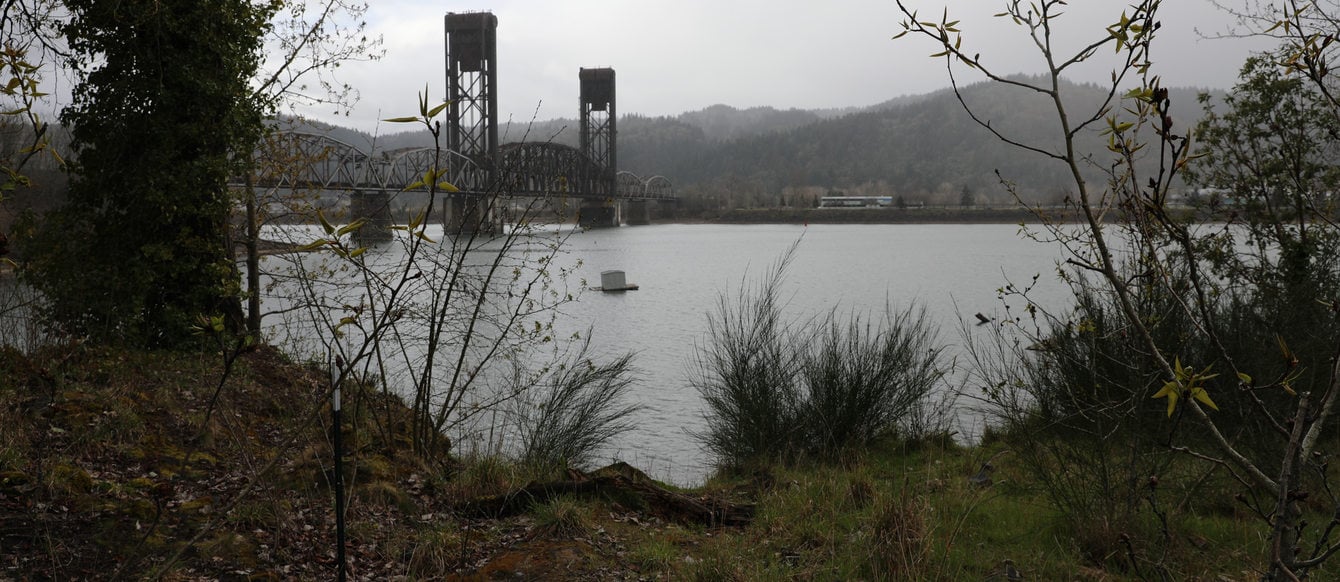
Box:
[0,343,1305,580]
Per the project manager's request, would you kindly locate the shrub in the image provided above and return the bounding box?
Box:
[691,249,805,468]
[969,276,1185,531]
[973,257,1339,536]
[513,335,641,472]
[694,244,946,469]
[801,306,944,458]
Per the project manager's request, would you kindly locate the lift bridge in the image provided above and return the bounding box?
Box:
[240,12,673,238]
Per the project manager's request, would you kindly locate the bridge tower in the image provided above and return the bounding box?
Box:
[444,11,499,232]
[577,67,621,228]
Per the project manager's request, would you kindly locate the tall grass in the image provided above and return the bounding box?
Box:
[513,335,641,472]
[802,306,944,458]
[693,243,947,470]
[691,248,804,468]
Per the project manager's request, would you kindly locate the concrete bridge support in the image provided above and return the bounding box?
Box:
[578,199,620,229]
[625,200,651,225]
[445,193,496,234]
[349,190,393,243]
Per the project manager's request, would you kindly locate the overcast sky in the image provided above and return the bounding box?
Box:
[285,2,1276,131]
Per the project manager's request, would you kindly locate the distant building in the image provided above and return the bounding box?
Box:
[819,196,893,208]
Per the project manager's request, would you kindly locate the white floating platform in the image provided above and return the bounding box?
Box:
[597,270,639,292]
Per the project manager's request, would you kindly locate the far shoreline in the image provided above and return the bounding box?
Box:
[706,206,1090,225]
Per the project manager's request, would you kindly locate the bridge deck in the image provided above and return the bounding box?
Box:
[235,131,674,201]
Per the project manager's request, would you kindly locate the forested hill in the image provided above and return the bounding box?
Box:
[617,78,1216,206]
[307,77,1219,207]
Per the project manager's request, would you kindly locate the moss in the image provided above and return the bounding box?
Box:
[199,531,259,568]
[125,476,156,491]
[47,462,93,497]
[92,501,164,554]
[353,480,415,512]
[354,454,395,481]
[123,498,159,521]
[0,469,30,494]
[227,499,288,530]
[128,440,218,479]
[179,495,215,516]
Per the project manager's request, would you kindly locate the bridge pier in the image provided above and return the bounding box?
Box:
[625,200,651,225]
[349,190,393,243]
[578,199,620,229]
[445,193,495,234]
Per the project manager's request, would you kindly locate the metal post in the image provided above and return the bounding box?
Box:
[332,357,346,582]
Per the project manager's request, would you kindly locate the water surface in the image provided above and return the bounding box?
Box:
[537,223,1069,484]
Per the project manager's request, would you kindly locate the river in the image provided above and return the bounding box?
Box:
[260,222,1075,486]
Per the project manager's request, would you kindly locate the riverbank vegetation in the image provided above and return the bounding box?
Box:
[0,342,1305,580]
[3,1,1340,580]
[893,0,1340,579]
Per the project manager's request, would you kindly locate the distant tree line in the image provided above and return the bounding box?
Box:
[363,80,1217,219]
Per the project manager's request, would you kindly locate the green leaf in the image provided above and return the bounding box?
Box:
[437,181,460,193]
[1190,387,1218,411]
[1236,372,1253,385]
[297,240,331,252]
[382,116,419,123]
[317,209,335,235]
[427,101,451,118]
[335,218,366,237]
[1277,335,1294,360]
[1152,380,1179,417]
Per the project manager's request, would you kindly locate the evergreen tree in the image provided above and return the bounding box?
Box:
[27,0,275,345]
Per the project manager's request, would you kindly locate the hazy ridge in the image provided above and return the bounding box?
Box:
[270,77,1224,205]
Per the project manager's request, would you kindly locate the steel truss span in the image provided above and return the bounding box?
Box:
[243,131,674,201]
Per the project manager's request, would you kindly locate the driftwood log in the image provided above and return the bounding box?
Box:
[457,462,754,527]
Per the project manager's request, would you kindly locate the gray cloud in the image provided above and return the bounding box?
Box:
[303,1,1276,132]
